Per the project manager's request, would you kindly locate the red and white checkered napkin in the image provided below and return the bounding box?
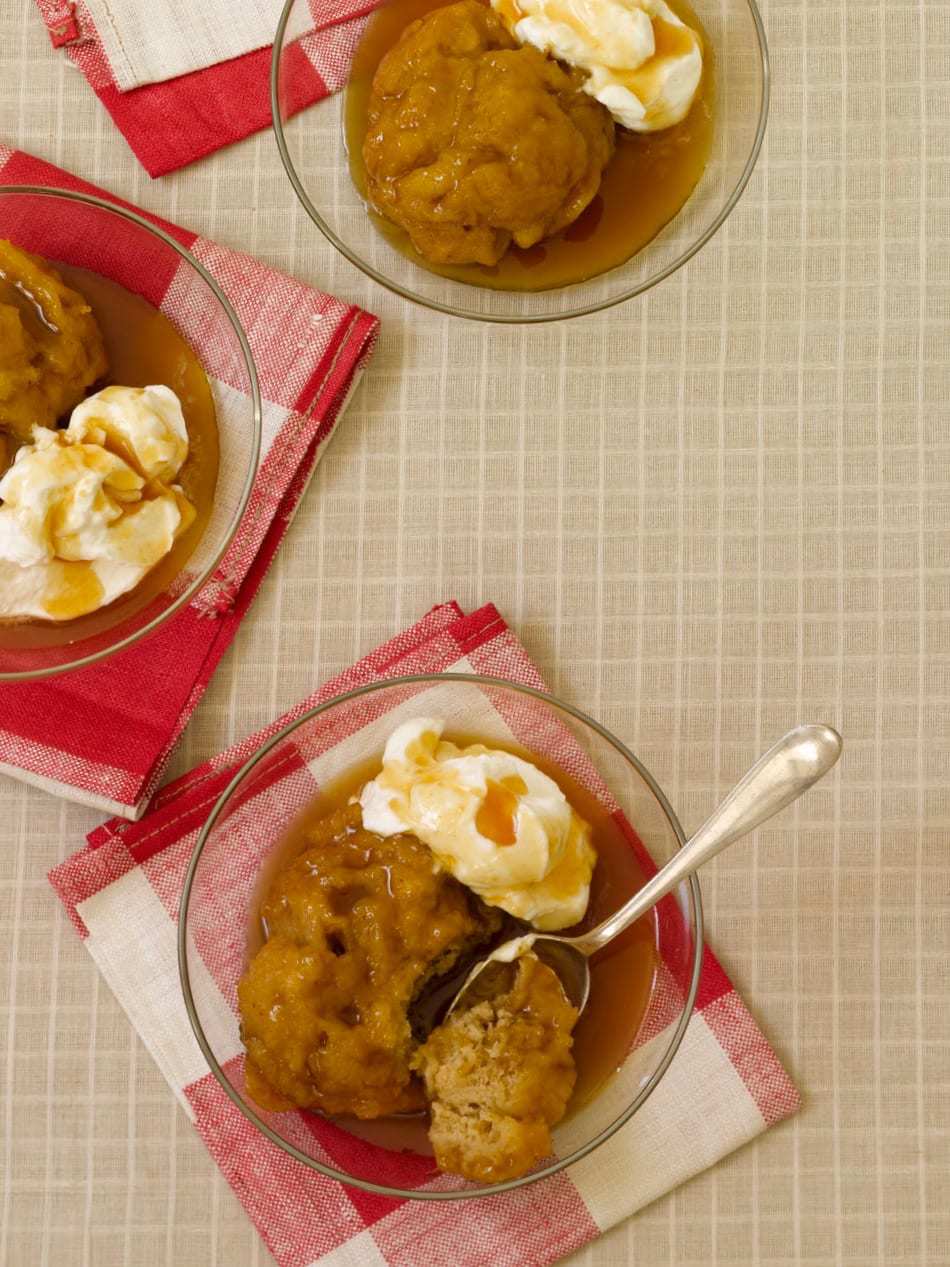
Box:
[32,0,377,176]
[0,148,378,821]
[49,601,801,1267]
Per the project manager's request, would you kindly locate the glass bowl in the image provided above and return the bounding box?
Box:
[179,674,702,1199]
[0,186,261,681]
[271,0,769,323]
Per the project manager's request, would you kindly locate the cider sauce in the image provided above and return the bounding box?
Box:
[0,264,219,646]
[344,0,715,292]
[247,735,657,1152]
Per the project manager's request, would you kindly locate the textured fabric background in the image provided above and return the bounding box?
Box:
[1,0,948,1262]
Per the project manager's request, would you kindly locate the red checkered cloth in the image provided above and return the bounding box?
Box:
[49,601,801,1267]
[0,149,378,819]
[32,0,376,176]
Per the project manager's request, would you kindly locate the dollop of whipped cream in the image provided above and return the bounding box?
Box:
[70,384,189,483]
[492,0,703,132]
[359,717,596,930]
[0,385,194,622]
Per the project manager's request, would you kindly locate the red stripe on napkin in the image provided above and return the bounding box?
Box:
[0,147,196,245]
[0,151,378,817]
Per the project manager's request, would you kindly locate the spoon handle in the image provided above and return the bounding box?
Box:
[574,723,843,956]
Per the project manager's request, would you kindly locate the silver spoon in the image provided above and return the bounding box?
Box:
[446,723,843,1019]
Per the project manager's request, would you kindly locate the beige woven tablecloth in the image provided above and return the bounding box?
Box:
[1,0,948,1262]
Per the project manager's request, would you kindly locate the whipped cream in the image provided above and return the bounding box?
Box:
[0,385,194,623]
[70,384,188,483]
[493,0,703,132]
[359,717,596,930]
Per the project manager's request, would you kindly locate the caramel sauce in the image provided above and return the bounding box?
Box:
[344,0,715,291]
[0,264,218,644]
[655,14,695,58]
[475,778,521,845]
[249,737,657,1154]
[85,419,149,480]
[42,560,104,621]
[0,271,57,341]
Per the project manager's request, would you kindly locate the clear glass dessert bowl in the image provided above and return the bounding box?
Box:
[179,674,703,1199]
[0,186,261,681]
[271,0,769,323]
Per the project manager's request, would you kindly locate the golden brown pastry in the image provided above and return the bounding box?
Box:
[238,802,500,1119]
[362,0,615,266]
[0,240,108,443]
[412,952,578,1182]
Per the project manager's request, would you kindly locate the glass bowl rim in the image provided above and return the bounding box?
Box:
[0,183,263,683]
[269,0,770,324]
[178,671,704,1200]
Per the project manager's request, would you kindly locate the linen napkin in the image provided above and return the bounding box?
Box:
[32,0,376,176]
[0,149,378,820]
[79,0,348,91]
[49,600,801,1267]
